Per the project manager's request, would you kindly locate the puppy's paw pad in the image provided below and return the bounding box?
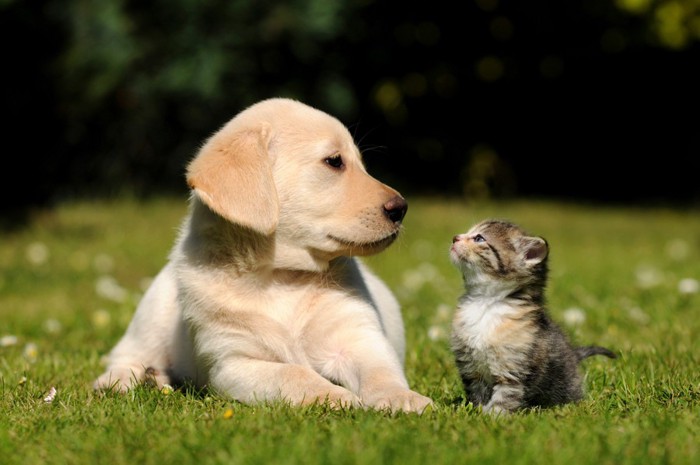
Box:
[300,387,362,410]
[368,389,434,414]
[93,368,142,393]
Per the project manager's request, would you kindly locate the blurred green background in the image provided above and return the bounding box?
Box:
[2,0,699,220]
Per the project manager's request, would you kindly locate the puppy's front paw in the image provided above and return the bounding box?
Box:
[93,368,139,393]
[93,366,171,393]
[364,388,434,414]
[298,385,363,410]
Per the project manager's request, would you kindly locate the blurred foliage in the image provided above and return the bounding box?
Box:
[1,0,699,220]
[615,0,700,49]
[41,0,365,197]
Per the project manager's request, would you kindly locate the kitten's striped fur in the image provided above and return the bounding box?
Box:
[449,219,616,414]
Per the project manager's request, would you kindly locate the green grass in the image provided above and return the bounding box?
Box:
[1,196,698,465]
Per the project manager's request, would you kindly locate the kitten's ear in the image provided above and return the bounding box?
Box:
[523,237,548,264]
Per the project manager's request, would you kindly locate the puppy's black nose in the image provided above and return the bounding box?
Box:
[383,196,408,223]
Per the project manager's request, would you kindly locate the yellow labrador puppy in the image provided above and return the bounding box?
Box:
[93,98,433,414]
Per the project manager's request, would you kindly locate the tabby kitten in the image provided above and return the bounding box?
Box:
[449,219,616,414]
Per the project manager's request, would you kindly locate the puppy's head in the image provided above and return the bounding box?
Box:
[186,98,406,269]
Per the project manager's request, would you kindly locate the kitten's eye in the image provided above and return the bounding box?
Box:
[473,234,486,243]
[324,154,344,169]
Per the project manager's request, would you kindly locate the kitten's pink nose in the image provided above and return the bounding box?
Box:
[452,235,461,243]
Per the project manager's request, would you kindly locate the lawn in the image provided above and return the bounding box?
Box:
[1,196,698,465]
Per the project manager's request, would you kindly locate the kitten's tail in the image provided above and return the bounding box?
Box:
[575,345,618,362]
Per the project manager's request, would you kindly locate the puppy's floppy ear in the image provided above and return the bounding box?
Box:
[186,121,279,235]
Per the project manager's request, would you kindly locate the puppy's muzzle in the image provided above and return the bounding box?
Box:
[383,196,408,224]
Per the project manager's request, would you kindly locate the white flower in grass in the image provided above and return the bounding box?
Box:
[665,239,689,261]
[401,271,423,290]
[160,384,174,395]
[43,386,57,404]
[0,335,18,347]
[678,278,699,294]
[92,309,111,328]
[562,307,586,327]
[43,319,62,334]
[26,242,49,265]
[435,303,452,321]
[635,265,663,288]
[96,275,128,302]
[627,306,650,325]
[23,343,38,362]
[428,325,446,341]
[401,262,439,289]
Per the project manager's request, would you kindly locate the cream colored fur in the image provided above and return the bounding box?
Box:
[93,98,433,414]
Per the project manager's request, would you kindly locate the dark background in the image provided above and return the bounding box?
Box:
[3,0,699,224]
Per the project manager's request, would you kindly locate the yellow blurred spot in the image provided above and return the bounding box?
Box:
[402,73,427,97]
[475,56,504,82]
[691,15,700,39]
[615,0,651,15]
[490,16,513,41]
[461,144,515,199]
[223,408,234,419]
[92,309,112,328]
[655,1,689,49]
[475,0,499,12]
[374,81,402,112]
[161,384,174,395]
[373,81,407,125]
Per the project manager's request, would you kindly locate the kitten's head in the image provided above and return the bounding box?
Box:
[450,219,548,293]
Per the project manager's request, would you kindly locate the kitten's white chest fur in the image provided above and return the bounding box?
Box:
[453,297,519,350]
[453,275,521,346]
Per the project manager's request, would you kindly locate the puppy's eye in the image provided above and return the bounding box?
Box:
[473,234,486,243]
[324,154,344,169]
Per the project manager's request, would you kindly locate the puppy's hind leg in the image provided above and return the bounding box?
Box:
[93,263,189,392]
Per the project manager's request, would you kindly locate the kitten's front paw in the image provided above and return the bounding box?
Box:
[364,388,434,414]
[482,403,512,416]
